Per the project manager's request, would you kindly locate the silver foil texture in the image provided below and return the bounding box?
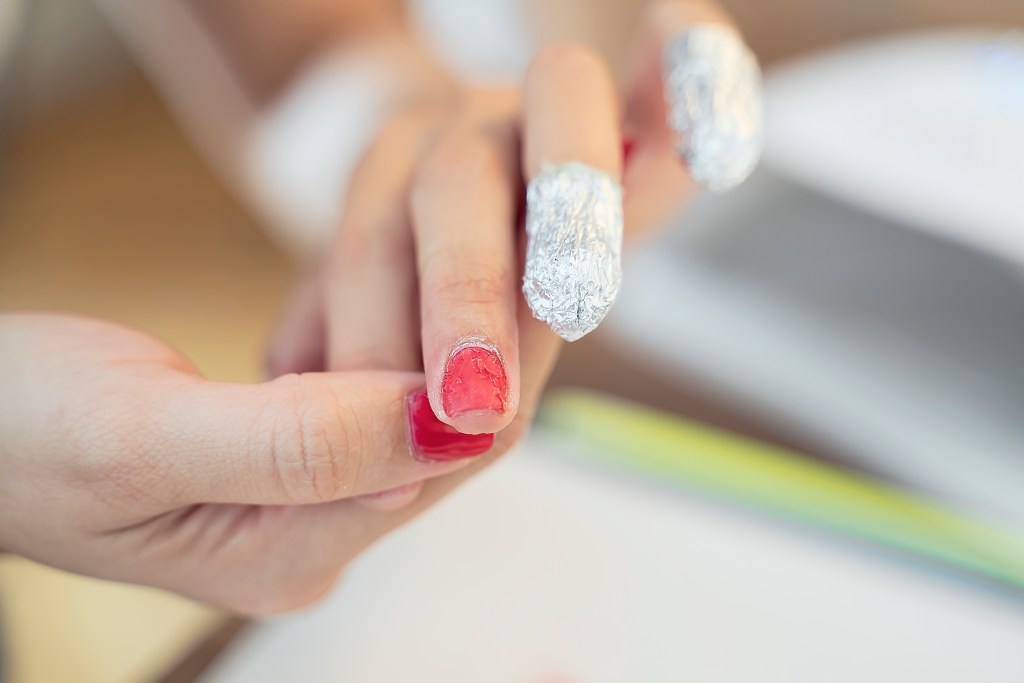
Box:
[663,24,764,191]
[523,162,623,342]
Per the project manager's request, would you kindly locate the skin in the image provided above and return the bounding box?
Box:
[183,0,407,103]
[1,1,739,614]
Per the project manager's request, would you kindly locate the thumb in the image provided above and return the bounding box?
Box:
[143,370,493,506]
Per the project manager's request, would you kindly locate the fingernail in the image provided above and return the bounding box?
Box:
[406,390,494,462]
[441,342,508,417]
[663,24,764,191]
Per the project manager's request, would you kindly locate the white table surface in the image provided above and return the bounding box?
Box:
[200,436,1024,683]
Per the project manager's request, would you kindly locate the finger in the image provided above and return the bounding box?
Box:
[524,45,622,178]
[518,43,622,411]
[317,295,563,550]
[194,309,560,614]
[335,45,664,537]
[275,54,628,557]
[411,97,522,436]
[145,370,494,506]
[267,46,673,560]
[325,115,432,373]
[623,1,763,194]
[265,271,326,378]
[521,45,624,343]
[174,321,544,616]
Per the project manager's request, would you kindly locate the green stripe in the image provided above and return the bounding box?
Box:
[539,390,1024,589]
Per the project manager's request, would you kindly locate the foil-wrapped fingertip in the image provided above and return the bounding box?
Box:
[523,162,624,342]
[663,24,764,192]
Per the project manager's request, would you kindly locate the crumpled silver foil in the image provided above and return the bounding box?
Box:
[523,162,623,342]
[663,24,764,191]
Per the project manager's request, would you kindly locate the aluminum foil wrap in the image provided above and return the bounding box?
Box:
[523,162,623,342]
[663,24,764,191]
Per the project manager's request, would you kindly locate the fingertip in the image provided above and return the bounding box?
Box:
[443,405,518,436]
[430,338,519,435]
[662,22,763,191]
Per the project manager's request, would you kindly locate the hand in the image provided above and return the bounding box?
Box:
[0,1,760,618]
[0,314,494,614]
[268,0,757,488]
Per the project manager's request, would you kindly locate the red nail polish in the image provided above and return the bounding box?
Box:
[622,136,637,166]
[441,345,507,417]
[406,390,493,462]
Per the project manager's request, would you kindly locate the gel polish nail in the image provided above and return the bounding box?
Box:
[406,390,493,461]
[441,344,508,417]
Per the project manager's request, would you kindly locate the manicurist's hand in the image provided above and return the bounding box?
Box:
[0,313,490,614]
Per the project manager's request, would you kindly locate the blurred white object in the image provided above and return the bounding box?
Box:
[101,0,534,261]
[243,49,404,258]
[200,442,1024,683]
[608,30,1024,523]
[766,30,1024,265]
[241,0,530,260]
[411,0,533,83]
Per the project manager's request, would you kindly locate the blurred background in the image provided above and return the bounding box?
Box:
[0,0,1023,681]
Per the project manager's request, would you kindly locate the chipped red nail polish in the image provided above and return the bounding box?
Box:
[622,135,637,166]
[406,390,493,462]
[441,344,508,417]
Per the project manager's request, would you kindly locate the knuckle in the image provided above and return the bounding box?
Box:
[529,43,607,81]
[428,260,512,308]
[330,229,373,272]
[358,107,436,170]
[265,375,362,503]
[329,231,374,282]
[331,219,412,277]
[413,133,504,201]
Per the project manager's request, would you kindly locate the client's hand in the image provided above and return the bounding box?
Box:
[268,0,757,492]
